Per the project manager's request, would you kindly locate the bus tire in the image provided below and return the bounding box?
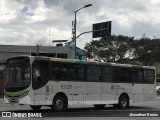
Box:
[93,104,106,108]
[30,105,42,111]
[52,96,66,112]
[118,94,129,109]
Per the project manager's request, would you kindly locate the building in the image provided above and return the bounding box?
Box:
[0,44,87,63]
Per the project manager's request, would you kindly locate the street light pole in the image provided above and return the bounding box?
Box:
[73,4,92,59]
[74,11,77,59]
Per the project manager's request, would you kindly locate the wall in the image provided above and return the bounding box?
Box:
[0,45,70,63]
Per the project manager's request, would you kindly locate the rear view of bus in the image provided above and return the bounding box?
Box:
[4,56,31,105]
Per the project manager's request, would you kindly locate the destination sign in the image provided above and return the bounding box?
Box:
[7,57,29,65]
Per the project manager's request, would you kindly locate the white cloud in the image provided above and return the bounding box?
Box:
[0,0,20,22]
[0,0,160,49]
[150,0,160,5]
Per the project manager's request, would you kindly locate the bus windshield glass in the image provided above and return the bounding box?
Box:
[5,57,30,92]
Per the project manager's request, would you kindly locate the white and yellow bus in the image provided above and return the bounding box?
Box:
[4,56,156,111]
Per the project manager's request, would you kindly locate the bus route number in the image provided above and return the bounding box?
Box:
[61,84,72,89]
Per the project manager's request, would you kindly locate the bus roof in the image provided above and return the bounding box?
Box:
[7,55,155,69]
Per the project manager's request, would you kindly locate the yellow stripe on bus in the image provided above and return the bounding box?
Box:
[50,58,76,63]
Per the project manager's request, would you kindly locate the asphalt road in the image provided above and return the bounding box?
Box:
[0,96,160,119]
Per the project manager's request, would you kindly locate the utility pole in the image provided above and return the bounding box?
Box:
[36,44,39,56]
[72,4,92,59]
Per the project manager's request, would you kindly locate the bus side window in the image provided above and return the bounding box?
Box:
[35,69,40,82]
[69,64,85,81]
[144,69,154,84]
[56,68,67,80]
[87,66,101,82]
[51,62,68,81]
[102,67,116,82]
[117,68,130,83]
[131,69,143,83]
[50,68,56,80]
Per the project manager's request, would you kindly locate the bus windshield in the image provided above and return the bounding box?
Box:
[5,57,31,92]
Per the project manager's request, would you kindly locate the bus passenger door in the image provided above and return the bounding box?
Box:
[116,67,132,103]
[86,66,102,105]
[101,66,118,104]
[143,69,156,101]
[68,64,86,105]
[32,60,49,105]
[131,69,144,103]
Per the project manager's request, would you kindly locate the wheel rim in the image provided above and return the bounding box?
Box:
[121,97,127,107]
[56,99,63,110]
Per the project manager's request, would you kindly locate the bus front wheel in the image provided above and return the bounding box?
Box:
[30,105,42,111]
[52,96,66,112]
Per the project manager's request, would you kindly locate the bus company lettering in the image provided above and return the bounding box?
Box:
[61,84,72,89]
[61,84,82,89]
[111,85,125,90]
[115,85,125,90]
[73,86,82,89]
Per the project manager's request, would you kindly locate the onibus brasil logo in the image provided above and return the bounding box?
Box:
[2,112,42,118]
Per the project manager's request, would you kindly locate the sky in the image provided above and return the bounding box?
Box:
[0,0,160,49]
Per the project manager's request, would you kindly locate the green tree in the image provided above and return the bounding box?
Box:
[133,37,160,65]
[85,34,160,65]
[84,35,134,62]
